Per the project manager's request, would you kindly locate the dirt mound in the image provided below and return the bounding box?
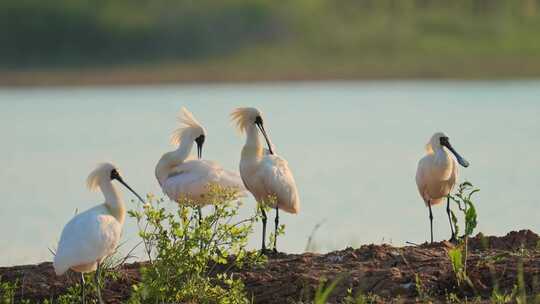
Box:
[468,229,539,251]
[1,230,539,303]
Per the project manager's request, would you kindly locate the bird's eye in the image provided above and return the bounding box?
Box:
[195,134,205,144]
[110,169,120,180]
[255,116,263,125]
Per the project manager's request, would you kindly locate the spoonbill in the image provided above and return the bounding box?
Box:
[416,132,470,243]
[155,107,245,219]
[53,163,145,304]
[231,107,300,253]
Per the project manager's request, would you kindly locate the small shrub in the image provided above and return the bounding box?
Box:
[128,184,265,303]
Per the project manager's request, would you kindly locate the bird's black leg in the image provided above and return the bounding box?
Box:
[80,273,86,304]
[260,205,267,252]
[428,201,434,244]
[273,206,279,253]
[198,206,203,226]
[94,262,104,304]
[446,196,456,243]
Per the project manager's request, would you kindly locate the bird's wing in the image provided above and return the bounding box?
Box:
[53,205,121,275]
[164,160,246,203]
[257,154,300,214]
[448,157,459,192]
[216,167,248,196]
[416,156,430,205]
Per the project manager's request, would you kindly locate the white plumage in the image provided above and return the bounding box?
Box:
[155,107,245,205]
[415,132,469,243]
[241,154,299,214]
[54,204,121,275]
[162,159,245,204]
[53,163,145,304]
[231,107,299,252]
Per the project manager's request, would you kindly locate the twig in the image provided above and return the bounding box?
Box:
[305,219,326,252]
[406,241,420,246]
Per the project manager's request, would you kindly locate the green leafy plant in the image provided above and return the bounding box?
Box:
[414,273,431,302]
[449,181,480,240]
[45,239,135,304]
[313,277,341,304]
[490,269,528,304]
[128,184,265,304]
[0,277,17,304]
[448,246,474,288]
[447,182,480,290]
[342,287,382,304]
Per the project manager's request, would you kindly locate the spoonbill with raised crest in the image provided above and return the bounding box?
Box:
[53,162,145,304]
[416,132,470,243]
[155,107,245,220]
[231,107,300,253]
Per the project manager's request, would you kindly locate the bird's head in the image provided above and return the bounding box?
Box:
[427,132,469,168]
[87,162,145,203]
[231,107,274,154]
[171,107,207,159]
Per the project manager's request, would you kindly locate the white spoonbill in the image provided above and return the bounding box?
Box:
[231,107,300,253]
[155,107,245,219]
[53,163,145,304]
[416,132,470,243]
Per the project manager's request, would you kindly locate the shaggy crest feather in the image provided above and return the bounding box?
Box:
[425,131,446,154]
[230,107,261,133]
[86,162,117,191]
[171,107,204,146]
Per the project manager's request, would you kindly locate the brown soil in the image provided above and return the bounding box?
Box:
[1,230,539,303]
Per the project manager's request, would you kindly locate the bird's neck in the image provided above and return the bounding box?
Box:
[155,139,193,184]
[99,181,126,224]
[434,147,453,168]
[242,125,263,160]
[175,138,194,163]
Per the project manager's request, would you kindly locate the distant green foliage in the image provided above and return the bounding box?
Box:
[0,0,279,67]
[2,0,540,71]
[128,185,264,304]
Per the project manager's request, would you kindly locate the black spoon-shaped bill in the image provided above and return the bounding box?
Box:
[441,138,470,167]
[256,122,274,155]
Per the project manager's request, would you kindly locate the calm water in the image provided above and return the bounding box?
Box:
[1,81,539,266]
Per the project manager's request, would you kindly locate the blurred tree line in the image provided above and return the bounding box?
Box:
[1,0,539,69]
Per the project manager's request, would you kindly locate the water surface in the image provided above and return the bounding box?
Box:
[1,81,539,266]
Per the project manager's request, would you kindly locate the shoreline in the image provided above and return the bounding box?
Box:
[1,230,538,303]
[2,59,540,87]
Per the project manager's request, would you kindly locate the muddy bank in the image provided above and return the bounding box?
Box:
[1,230,539,303]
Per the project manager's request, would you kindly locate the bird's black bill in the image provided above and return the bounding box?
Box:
[256,122,274,155]
[116,177,146,204]
[195,135,205,160]
[197,141,203,159]
[442,140,470,168]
